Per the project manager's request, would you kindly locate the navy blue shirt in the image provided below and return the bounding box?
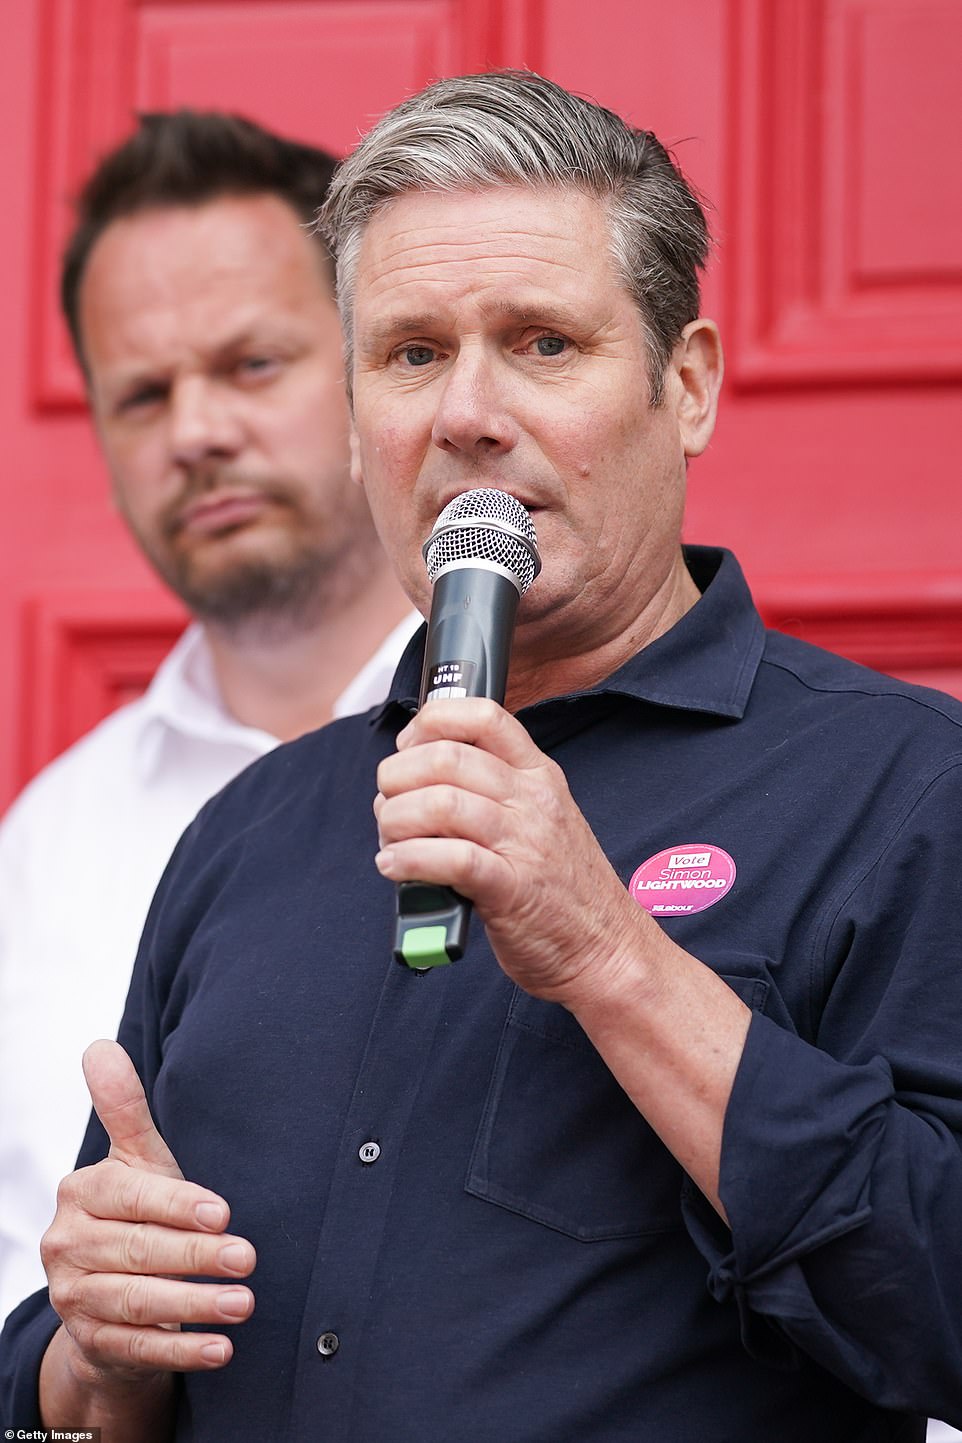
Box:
[4,547,962,1440]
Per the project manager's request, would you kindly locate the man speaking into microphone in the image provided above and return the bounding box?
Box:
[4,72,962,1442]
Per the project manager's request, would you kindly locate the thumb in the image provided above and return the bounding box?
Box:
[83,1038,183,1180]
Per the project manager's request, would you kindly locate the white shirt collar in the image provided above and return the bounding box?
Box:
[134,614,422,782]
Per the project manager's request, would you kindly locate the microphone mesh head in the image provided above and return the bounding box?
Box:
[424,488,541,594]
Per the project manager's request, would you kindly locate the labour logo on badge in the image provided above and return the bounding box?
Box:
[629,843,736,917]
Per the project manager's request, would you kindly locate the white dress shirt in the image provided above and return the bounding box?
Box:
[0,615,419,1324]
[930,1423,962,1441]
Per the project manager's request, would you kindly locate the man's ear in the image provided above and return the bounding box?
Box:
[671,318,724,459]
[349,425,364,488]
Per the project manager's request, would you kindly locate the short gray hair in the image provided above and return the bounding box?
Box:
[317,70,711,403]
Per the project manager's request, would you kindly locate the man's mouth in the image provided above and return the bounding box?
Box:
[174,491,272,537]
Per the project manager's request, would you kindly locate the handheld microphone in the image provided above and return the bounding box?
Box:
[394,488,541,971]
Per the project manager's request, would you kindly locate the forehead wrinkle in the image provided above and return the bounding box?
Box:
[354,189,629,354]
[357,252,593,329]
[368,236,591,282]
[359,211,597,292]
[372,201,582,250]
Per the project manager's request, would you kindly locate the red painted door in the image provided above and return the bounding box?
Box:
[3,0,961,810]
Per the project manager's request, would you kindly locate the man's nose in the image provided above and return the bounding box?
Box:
[169,377,244,468]
[430,352,519,456]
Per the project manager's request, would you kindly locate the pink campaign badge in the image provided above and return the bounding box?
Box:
[629,844,736,917]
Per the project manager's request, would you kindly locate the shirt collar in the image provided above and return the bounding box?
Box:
[136,613,425,780]
[135,625,278,781]
[375,547,765,725]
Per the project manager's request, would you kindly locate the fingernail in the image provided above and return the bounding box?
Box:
[218,1289,251,1319]
[375,848,394,874]
[196,1201,226,1229]
[219,1243,251,1273]
[201,1342,228,1365]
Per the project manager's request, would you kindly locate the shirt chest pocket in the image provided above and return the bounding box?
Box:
[465,975,770,1242]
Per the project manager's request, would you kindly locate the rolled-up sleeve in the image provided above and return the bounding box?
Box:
[685,762,962,1423]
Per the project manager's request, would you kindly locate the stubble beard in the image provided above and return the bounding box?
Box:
[137,470,382,643]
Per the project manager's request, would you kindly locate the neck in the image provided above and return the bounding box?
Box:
[504,549,700,712]
[203,555,413,741]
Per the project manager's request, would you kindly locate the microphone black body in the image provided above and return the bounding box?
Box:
[418,564,520,708]
[394,490,540,971]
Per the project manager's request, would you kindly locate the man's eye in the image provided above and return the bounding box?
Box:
[534,335,568,357]
[237,356,279,379]
[118,385,165,413]
[402,345,436,367]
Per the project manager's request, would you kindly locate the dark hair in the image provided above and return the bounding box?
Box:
[320,71,711,403]
[61,110,339,369]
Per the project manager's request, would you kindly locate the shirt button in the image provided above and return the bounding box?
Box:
[316,1331,340,1357]
[358,1141,381,1164]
